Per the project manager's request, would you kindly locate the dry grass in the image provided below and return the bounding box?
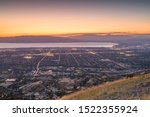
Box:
[59,74,150,100]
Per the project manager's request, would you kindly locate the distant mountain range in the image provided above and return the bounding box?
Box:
[0,36,77,43]
[0,34,150,45]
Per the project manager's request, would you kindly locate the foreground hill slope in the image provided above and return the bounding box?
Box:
[60,74,150,100]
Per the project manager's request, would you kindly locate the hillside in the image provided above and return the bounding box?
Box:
[59,73,150,100]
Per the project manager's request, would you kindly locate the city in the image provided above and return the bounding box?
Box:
[0,43,150,99]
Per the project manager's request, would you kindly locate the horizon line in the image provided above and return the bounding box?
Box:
[0,32,150,38]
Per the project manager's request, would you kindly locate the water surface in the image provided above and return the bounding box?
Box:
[0,42,118,48]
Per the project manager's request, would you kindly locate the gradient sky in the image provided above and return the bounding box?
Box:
[0,0,150,37]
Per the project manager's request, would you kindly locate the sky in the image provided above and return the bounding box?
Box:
[0,0,150,37]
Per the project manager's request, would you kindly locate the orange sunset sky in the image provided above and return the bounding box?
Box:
[0,1,150,37]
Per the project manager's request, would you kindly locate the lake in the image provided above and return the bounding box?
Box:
[0,42,118,48]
